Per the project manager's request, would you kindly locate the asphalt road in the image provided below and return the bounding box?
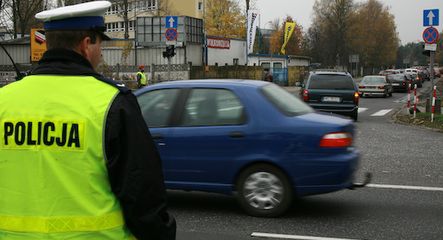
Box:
[169,80,443,240]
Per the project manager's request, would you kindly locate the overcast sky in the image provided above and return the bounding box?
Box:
[254,0,443,45]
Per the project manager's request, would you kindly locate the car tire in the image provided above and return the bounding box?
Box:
[236,164,293,217]
[383,91,387,98]
[352,109,358,121]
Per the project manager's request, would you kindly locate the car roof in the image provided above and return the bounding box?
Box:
[134,79,268,94]
[310,71,351,76]
[155,79,266,87]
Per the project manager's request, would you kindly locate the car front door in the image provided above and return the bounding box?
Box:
[164,87,253,191]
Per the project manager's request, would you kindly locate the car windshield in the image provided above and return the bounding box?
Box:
[387,74,404,81]
[308,74,355,90]
[261,84,313,116]
[361,76,385,84]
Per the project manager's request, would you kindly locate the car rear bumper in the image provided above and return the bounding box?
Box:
[359,89,385,95]
[288,149,360,196]
[309,104,358,117]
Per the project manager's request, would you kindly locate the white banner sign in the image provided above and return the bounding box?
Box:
[247,10,259,54]
[425,43,437,51]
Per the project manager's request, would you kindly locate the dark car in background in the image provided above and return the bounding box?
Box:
[300,71,359,121]
[405,73,422,88]
[387,74,409,92]
[135,80,361,217]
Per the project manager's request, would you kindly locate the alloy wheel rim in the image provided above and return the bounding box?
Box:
[243,172,284,210]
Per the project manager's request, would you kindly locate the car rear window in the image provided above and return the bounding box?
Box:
[308,74,355,90]
[361,76,385,84]
[387,74,404,81]
[262,84,313,116]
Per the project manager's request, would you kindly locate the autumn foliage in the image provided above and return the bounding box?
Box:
[269,16,303,55]
[204,0,246,39]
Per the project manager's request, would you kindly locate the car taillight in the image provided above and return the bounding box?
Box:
[320,132,353,148]
[354,92,359,104]
[378,86,385,89]
[303,89,309,101]
[359,85,366,89]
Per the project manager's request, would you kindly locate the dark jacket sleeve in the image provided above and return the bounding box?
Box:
[105,92,176,240]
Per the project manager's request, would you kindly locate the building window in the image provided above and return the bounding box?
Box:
[198,1,203,11]
[233,58,239,65]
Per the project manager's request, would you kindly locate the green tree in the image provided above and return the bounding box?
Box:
[204,0,245,38]
[308,0,355,67]
[349,0,399,71]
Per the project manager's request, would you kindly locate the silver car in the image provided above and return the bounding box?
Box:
[358,75,393,98]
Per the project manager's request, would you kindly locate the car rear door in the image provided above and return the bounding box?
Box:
[306,74,357,109]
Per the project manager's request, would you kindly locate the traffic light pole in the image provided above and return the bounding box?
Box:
[167,56,171,81]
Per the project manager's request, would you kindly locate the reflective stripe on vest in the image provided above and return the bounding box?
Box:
[0,211,123,233]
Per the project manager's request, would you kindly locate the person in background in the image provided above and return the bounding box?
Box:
[264,69,274,82]
[0,1,175,239]
[137,65,147,88]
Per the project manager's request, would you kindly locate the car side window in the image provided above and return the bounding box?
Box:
[181,88,245,127]
[137,89,180,128]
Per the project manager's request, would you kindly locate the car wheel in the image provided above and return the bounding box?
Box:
[383,91,387,98]
[352,109,358,121]
[236,164,293,217]
[389,91,393,97]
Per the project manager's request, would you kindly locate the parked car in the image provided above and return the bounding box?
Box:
[387,74,409,92]
[358,75,393,97]
[135,80,362,217]
[300,71,359,121]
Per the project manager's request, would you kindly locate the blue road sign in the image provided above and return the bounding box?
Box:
[422,27,439,44]
[165,16,178,29]
[423,9,439,26]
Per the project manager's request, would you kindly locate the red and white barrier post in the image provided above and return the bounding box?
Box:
[413,84,417,118]
[431,86,437,123]
[407,83,411,114]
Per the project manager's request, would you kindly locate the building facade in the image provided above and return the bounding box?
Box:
[104,0,204,39]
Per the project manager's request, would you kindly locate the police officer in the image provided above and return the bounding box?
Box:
[0,1,175,239]
[136,65,147,88]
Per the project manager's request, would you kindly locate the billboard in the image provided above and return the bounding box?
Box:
[30,28,47,62]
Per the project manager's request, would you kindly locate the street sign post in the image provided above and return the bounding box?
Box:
[423,9,439,26]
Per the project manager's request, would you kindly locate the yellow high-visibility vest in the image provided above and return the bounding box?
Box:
[137,71,147,85]
[0,75,134,239]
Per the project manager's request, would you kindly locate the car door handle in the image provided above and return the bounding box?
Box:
[229,131,245,138]
[151,134,164,140]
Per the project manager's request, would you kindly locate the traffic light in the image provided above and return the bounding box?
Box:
[163,45,176,58]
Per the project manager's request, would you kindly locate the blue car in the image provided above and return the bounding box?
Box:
[135,80,362,217]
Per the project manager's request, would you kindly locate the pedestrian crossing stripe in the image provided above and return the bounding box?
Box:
[370,109,393,116]
[358,108,368,113]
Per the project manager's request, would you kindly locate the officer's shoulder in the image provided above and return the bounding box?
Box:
[95,75,131,94]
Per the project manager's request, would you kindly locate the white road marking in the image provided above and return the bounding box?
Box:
[367,184,443,192]
[370,109,392,116]
[251,232,361,240]
[358,108,368,113]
